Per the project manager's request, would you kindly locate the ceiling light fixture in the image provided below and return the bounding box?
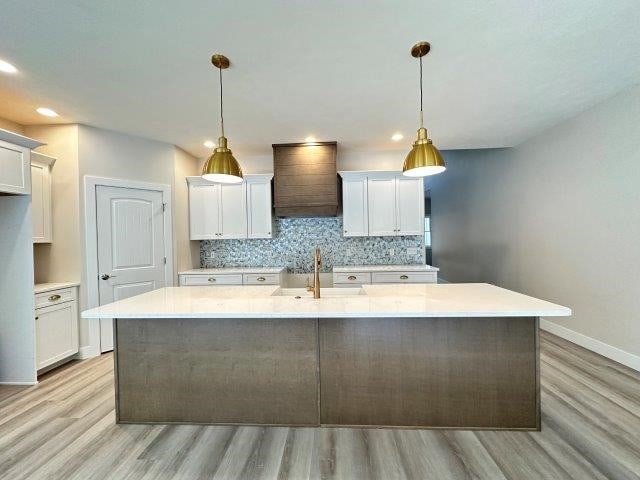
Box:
[391,133,404,142]
[36,107,59,117]
[0,59,18,74]
[201,54,243,184]
[203,140,216,148]
[402,42,445,177]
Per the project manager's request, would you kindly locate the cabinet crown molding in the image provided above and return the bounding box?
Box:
[186,173,273,186]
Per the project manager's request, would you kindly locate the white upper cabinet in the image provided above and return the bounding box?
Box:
[340,173,368,237]
[219,183,247,239]
[339,171,424,237]
[395,176,425,235]
[31,152,56,243]
[246,175,274,238]
[189,182,220,239]
[367,177,398,236]
[187,174,273,240]
[0,139,31,195]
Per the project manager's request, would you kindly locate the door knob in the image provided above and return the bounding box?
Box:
[101,274,117,280]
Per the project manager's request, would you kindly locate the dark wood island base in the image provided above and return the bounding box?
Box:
[114,316,539,430]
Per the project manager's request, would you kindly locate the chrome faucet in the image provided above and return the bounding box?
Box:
[313,247,321,298]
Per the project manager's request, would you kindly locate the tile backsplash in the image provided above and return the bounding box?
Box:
[200,217,425,273]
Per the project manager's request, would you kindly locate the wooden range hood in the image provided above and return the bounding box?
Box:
[272,141,338,217]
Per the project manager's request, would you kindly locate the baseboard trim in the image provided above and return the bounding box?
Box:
[540,318,640,372]
[0,381,37,386]
[76,345,100,360]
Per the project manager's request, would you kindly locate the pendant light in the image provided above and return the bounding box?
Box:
[402,42,446,177]
[201,54,244,183]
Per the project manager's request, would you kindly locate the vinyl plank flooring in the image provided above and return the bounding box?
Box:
[0,333,639,480]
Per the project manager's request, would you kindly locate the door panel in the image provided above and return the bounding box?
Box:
[396,177,424,235]
[367,177,396,236]
[342,177,368,237]
[189,184,220,239]
[219,183,247,239]
[247,181,272,238]
[97,186,166,352]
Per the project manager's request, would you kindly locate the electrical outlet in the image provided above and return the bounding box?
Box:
[389,248,395,256]
[407,247,418,255]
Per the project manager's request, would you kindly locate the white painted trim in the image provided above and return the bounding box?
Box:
[83,176,175,355]
[540,318,640,372]
[0,381,38,386]
[76,344,100,360]
[186,173,273,186]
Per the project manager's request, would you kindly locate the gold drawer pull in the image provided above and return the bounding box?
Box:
[207,277,216,282]
[48,294,61,302]
[399,275,409,280]
[257,277,266,282]
[347,275,357,280]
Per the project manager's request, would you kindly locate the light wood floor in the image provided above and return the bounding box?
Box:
[1,331,639,480]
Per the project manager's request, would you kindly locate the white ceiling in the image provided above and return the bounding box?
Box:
[1,0,639,158]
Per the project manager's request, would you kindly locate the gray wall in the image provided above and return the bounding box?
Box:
[430,83,640,361]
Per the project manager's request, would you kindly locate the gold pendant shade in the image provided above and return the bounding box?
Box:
[402,127,446,177]
[202,136,243,184]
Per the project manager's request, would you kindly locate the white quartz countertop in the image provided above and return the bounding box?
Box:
[179,267,286,275]
[333,264,439,272]
[35,282,79,294]
[81,283,571,319]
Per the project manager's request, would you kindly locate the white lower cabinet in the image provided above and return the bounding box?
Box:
[34,285,79,371]
[333,268,437,287]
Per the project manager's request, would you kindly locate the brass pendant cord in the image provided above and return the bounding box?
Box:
[419,55,424,129]
[218,66,225,138]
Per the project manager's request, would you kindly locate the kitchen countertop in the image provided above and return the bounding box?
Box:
[333,264,439,272]
[81,283,571,319]
[35,282,79,294]
[179,267,286,275]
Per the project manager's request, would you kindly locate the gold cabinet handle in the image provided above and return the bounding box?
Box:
[400,275,409,280]
[347,275,357,280]
[207,277,216,282]
[48,294,61,302]
[257,277,266,282]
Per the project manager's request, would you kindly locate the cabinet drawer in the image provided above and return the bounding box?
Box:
[35,288,75,309]
[180,274,243,286]
[371,272,437,284]
[333,272,372,285]
[242,273,280,285]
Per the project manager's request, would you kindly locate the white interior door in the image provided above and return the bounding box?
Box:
[96,185,166,352]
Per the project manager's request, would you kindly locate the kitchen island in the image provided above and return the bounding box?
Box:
[82,283,571,430]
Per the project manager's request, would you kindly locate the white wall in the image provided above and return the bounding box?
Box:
[0,195,35,383]
[172,147,200,282]
[430,84,640,366]
[25,125,81,285]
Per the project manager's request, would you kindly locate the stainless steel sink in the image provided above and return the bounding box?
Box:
[271,287,366,297]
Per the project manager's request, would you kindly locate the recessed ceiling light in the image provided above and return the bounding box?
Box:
[391,133,404,141]
[0,59,18,74]
[36,107,59,117]
[304,136,317,143]
[203,140,216,148]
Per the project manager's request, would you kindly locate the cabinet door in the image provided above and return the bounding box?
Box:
[219,183,247,239]
[367,177,397,236]
[342,177,368,237]
[35,301,79,370]
[31,162,52,243]
[189,184,220,239]
[396,177,424,235]
[0,140,31,195]
[247,180,273,238]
